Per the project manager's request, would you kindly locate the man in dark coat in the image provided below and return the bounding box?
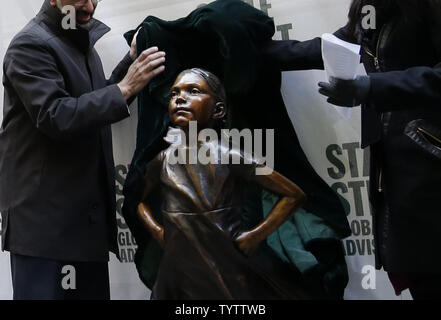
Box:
[0,0,165,299]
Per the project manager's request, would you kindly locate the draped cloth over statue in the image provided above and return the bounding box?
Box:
[122,0,351,299]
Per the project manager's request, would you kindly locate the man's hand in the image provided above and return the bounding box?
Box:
[118,46,166,100]
[318,75,371,107]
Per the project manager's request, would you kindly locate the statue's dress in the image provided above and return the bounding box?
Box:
[147,141,311,299]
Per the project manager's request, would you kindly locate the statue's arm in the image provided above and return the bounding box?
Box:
[236,168,307,255]
[137,152,165,246]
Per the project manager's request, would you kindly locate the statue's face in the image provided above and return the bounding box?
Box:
[169,72,217,129]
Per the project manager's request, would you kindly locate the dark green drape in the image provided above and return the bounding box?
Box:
[122,0,351,299]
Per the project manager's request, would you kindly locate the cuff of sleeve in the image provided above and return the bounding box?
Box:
[109,84,131,120]
[368,73,388,112]
[122,51,134,64]
[109,52,133,84]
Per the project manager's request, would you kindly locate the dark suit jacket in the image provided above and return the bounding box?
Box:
[263,0,441,272]
[0,1,132,261]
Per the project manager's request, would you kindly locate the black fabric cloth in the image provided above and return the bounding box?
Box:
[408,274,441,300]
[10,253,110,300]
[0,0,132,261]
[263,0,441,273]
[122,0,350,298]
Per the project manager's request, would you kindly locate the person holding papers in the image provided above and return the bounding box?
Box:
[263,0,441,299]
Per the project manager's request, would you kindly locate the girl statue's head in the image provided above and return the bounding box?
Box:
[169,68,227,131]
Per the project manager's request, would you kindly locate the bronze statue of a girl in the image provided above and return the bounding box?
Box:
[137,68,311,299]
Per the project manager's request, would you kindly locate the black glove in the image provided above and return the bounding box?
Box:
[318,75,371,107]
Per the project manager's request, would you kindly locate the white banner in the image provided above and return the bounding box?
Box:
[0,0,411,300]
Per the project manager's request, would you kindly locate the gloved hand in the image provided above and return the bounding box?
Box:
[318,75,371,107]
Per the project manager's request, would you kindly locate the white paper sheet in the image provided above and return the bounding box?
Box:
[321,33,361,118]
